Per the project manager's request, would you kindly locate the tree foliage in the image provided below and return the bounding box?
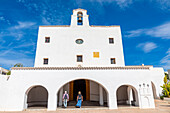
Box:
[165,73,169,80]
[6,63,23,75]
[14,63,23,67]
[161,75,170,98]
[6,71,11,75]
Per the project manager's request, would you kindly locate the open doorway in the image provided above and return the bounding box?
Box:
[73,79,86,100]
[57,79,108,108]
[116,85,139,108]
[25,86,48,109]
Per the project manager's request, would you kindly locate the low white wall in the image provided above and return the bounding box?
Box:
[150,67,164,98]
[0,67,163,111]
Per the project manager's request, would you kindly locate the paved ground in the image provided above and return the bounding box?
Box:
[1,99,170,113]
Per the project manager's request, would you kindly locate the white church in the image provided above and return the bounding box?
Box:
[0,9,164,111]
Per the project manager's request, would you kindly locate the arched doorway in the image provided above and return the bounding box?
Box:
[25,85,48,109]
[116,85,139,107]
[73,79,86,100]
[151,82,157,99]
[57,79,109,108]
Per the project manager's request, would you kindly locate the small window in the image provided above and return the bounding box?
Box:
[45,37,50,43]
[2,72,6,75]
[111,58,116,64]
[77,55,83,62]
[76,39,84,44]
[43,58,48,64]
[109,38,114,44]
[93,52,99,58]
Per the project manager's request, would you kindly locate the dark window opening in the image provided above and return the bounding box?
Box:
[45,37,50,43]
[109,38,114,44]
[44,58,48,64]
[77,55,83,62]
[111,58,116,64]
[2,72,6,75]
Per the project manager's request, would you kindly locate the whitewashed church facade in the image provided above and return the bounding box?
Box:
[0,9,164,111]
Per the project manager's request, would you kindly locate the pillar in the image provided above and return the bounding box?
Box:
[99,85,104,106]
[127,87,133,105]
[59,87,63,106]
[47,91,57,111]
[69,81,74,100]
[24,94,28,109]
[86,80,90,101]
[108,90,117,109]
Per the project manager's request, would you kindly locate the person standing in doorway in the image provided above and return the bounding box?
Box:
[63,91,69,108]
[75,91,83,108]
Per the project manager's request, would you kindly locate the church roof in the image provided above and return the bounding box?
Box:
[39,25,120,27]
[11,66,152,70]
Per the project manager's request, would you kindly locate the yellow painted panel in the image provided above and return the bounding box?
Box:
[93,52,99,58]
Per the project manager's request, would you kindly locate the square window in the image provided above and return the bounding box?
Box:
[77,55,83,62]
[45,37,50,43]
[109,38,114,44]
[93,52,99,58]
[44,58,48,64]
[111,58,116,64]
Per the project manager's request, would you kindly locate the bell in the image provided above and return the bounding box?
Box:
[78,13,82,17]
[78,17,82,20]
[78,19,82,23]
[78,17,82,23]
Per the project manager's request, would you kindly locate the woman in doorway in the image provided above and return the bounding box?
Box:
[75,91,83,108]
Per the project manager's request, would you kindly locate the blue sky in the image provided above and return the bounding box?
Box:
[0,0,170,71]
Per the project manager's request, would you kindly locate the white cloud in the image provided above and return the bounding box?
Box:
[155,0,170,11]
[41,17,51,25]
[0,16,11,25]
[14,42,35,49]
[89,0,133,8]
[125,22,170,39]
[0,57,34,68]
[160,48,170,70]
[10,21,36,30]
[0,21,36,40]
[0,16,5,21]
[137,42,157,53]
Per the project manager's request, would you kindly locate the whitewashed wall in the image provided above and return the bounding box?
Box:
[0,67,163,111]
[34,9,124,67]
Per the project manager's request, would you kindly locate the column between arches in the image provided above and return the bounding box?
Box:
[47,90,57,111]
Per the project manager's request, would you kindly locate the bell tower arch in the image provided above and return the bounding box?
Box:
[71,8,89,27]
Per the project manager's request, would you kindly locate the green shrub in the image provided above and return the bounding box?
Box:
[160,96,164,100]
[161,75,170,98]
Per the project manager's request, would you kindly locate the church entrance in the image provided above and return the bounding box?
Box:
[57,79,108,108]
[73,79,86,100]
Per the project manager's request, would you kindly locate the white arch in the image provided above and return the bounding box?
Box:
[24,85,49,109]
[116,84,139,107]
[55,77,109,95]
[151,81,157,99]
[56,77,110,107]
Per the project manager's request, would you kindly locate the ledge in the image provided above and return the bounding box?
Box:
[39,25,120,28]
[11,66,151,70]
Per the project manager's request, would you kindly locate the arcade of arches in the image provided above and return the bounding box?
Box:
[25,81,157,109]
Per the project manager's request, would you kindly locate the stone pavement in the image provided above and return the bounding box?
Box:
[1,99,170,113]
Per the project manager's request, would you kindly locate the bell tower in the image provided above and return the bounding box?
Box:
[71,8,89,27]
